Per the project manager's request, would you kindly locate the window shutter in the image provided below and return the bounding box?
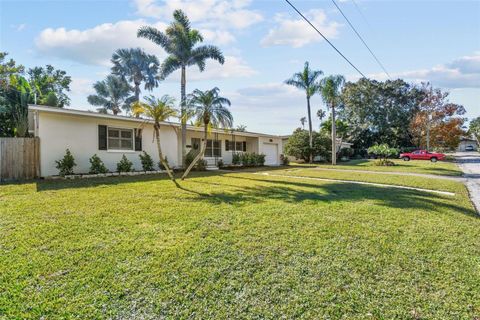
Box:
[225,140,230,151]
[135,128,142,151]
[98,125,107,150]
[243,141,247,152]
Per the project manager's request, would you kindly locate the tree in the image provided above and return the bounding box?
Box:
[138,9,225,167]
[236,124,247,132]
[319,75,345,165]
[367,144,398,166]
[469,117,480,144]
[27,64,71,107]
[87,75,132,115]
[285,62,323,163]
[410,83,466,150]
[181,87,232,180]
[316,109,326,128]
[0,52,24,86]
[321,118,349,159]
[283,128,330,162]
[132,95,178,181]
[300,116,306,129]
[340,78,423,150]
[0,75,31,137]
[111,48,159,106]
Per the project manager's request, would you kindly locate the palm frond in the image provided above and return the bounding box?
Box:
[137,26,171,51]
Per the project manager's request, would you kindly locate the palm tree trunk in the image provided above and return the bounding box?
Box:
[134,83,141,118]
[181,123,207,180]
[180,65,187,167]
[155,125,175,181]
[307,96,313,163]
[331,104,337,165]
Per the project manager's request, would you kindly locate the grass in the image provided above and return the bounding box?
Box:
[292,159,463,176]
[1,170,479,319]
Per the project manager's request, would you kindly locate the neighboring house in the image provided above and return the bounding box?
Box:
[28,105,283,177]
[457,137,478,152]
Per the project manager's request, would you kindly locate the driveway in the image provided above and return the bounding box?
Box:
[455,151,480,212]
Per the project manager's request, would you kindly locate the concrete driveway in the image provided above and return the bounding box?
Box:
[455,151,480,212]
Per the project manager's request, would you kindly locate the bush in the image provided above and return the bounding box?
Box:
[339,147,354,158]
[240,153,252,166]
[284,128,330,161]
[55,149,76,176]
[196,159,207,171]
[217,159,224,168]
[117,155,133,172]
[158,156,168,170]
[280,154,290,165]
[232,153,241,165]
[89,154,108,174]
[367,144,398,166]
[255,153,266,166]
[185,151,195,168]
[139,151,154,171]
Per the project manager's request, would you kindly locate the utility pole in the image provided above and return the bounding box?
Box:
[426,113,432,151]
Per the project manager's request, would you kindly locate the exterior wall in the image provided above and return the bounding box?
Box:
[185,130,255,165]
[457,140,478,152]
[257,136,283,165]
[37,111,179,177]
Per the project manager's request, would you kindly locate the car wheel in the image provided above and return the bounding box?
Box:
[403,156,410,161]
[430,157,437,163]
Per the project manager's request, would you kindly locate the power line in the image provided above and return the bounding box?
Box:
[284,0,367,78]
[331,0,391,79]
[351,0,373,32]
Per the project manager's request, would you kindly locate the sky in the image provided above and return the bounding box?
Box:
[1,0,479,135]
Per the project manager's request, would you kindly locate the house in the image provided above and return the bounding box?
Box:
[457,137,478,152]
[28,105,283,177]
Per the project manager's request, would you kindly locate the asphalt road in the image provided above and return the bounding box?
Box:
[455,151,480,212]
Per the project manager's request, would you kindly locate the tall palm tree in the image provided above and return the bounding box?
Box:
[132,95,178,181]
[87,75,132,115]
[111,48,159,105]
[319,75,345,165]
[285,61,323,163]
[181,87,232,180]
[300,116,306,129]
[137,9,225,167]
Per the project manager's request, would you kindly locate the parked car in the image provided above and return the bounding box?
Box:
[399,150,445,162]
[465,145,474,151]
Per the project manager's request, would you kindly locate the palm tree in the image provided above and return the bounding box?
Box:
[319,75,345,165]
[285,61,323,163]
[181,87,232,180]
[317,109,326,128]
[132,95,178,181]
[300,117,307,129]
[137,9,225,167]
[87,75,132,115]
[111,48,159,106]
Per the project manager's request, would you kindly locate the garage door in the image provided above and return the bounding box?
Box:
[263,143,278,165]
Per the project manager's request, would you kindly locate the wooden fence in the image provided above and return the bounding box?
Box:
[0,137,40,181]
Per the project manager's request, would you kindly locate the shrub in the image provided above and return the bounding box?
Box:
[232,153,241,165]
[367,144,398,166]
[284,128,330,161]
[255,153,266,166]
[240,153,252,166]
[139,151,154,171]
[280,154,290,165]
[89,154,108,174]
[196,159,207,171]
[217,159,224,168]
[117,155,133,172]
[158,156,168,170]
[55,149,76,176]
[339,147,354,159]
[185,151,195,168]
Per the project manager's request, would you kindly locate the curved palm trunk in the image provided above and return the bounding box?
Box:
[181,123,208,180]
[180,65,187,167]
[154,124,176,181]
[331,104,337,165]
[134,82,141,118]
[307,96,313,163]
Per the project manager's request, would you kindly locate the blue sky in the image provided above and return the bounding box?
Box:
[1,0,479,135]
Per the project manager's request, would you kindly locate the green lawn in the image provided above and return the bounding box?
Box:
[292,159,463,176]
[1,170,479,319]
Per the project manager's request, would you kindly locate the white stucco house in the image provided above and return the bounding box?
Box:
[28,105,283,177]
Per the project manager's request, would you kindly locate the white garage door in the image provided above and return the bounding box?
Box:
[263,143,278,165]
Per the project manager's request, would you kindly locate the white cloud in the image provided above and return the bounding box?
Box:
[365,53,480,89]
[35,20,167,66]
[167,55,256,82]
[133,0,263,30]
[70,78,95,96]
[261,10,341,48]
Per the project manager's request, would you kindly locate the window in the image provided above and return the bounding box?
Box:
[205,139,221,157]
[225,140,246,152]
[108,127,133,150]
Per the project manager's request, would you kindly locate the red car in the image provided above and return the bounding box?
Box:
[400,150,445,162]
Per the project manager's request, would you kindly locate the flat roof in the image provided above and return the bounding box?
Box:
[29,104,281,138]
